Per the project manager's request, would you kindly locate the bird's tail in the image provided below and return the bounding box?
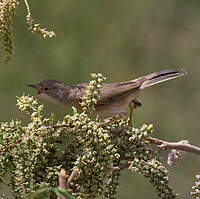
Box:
[138,69,187,89]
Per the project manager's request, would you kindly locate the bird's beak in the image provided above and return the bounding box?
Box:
[27,84,40,97]
[27,84,37,89]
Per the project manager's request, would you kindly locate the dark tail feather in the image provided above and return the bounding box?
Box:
[139,69,187,89]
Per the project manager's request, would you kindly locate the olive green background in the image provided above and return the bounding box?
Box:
[1,0,200,198]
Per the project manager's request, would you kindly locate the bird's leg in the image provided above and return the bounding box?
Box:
[128,101,135,127]
[128,99,142,127]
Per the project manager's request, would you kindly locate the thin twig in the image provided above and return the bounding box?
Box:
[57,169,73,199]
[46,124,69,129]
[112,155,135,172]
[112,161,131,172]
[109,127,130,135]
[112,136,200,172]
[23,0,31,14]
[0,137,23,153]
[58,169,68,190]
[66,168,78,190]
[148,137,200,155]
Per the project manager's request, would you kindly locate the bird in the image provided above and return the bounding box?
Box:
[27,69,186,126]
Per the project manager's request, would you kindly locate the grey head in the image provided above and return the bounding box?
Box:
[27,79,72,104]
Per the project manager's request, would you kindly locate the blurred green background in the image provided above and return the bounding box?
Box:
[1,0,200,198]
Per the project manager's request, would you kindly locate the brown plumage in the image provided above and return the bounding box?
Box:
[27,69,186,119]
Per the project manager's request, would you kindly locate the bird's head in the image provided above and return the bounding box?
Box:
[27,79,71,104]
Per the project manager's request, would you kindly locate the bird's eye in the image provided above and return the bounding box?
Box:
[43,87,49,91]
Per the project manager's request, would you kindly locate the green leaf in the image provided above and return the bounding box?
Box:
[27,187,54,199]
[72,106,77,115]
[27,187,76,199]
[52,188,76,199]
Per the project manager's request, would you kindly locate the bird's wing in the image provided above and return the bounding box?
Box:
[71,81,140,110]
[95,81,140,110]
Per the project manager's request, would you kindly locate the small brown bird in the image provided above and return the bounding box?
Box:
[28,69,186,125]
